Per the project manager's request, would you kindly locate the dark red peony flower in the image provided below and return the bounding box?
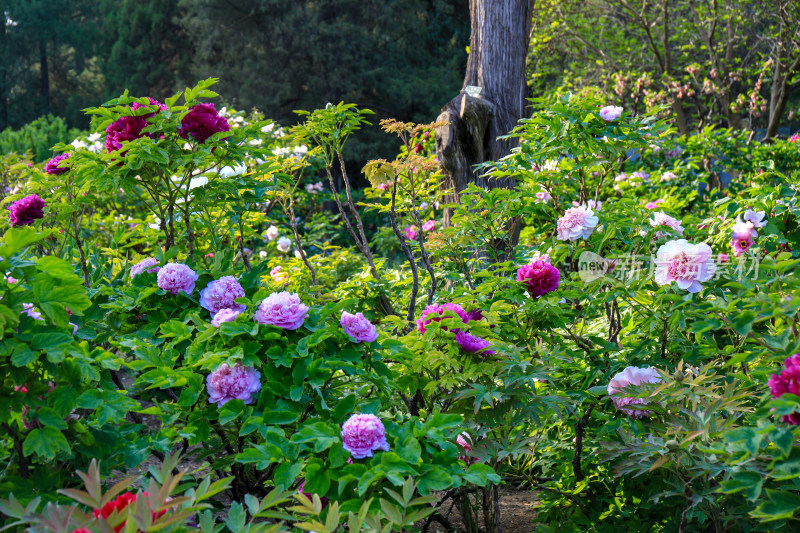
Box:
[44,153,71,175]
[93,491,165,533]
[769,353,800,425]
[178,103,230,144]
[517,259,560,298]
[8,194,45,226]
[105,115,149,153]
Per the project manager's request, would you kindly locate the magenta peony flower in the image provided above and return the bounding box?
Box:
[156,263,199,295]
[768,354,800,424]
[254,291,308,330]
[654,239,716,293]
[454,331,495,355]
[131,97,167,117]
[130,257,160,279]
[44,153,71,175]
[517,259,560,298]
[718,252,729,263]
[465,308,484,322]
[789,133,799,143]
[211,308,243,327]
[599,105,623,121]
[8,194,45,227]
[557,205,599,241]
[422,220,435,232]
[199,276,246,316]
[649,211,684,237]
[403,225,419,241]
[179,103,230,144]
[416,303,469,333]
[607,366,661,418]
[340,311,379,343]
[206,362,261,406]
[105,115,149,152]
[341,413,390,459]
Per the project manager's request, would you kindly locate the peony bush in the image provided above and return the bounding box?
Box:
[0,82,799,533]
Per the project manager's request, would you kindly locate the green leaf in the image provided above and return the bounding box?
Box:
[0,227,46,258]
[224,502,246,531]
[732,310,757,336]
[23,427,70,459]
[751,489,800,521]
[35,407,68,430]
[273,462,303,490]
[463,464,501,486]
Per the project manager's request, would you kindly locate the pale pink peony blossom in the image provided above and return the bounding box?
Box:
[340,311,379,343]
[457,432,478,464]
[264,225,279,241]
[254,291,308,330]
[270,265,289,283]
[649,211,684,237]
[572,199,603,211]
[660,171,677,182]
[276,236,292,253]
[599,105,623,121]
[157,263,198,295]
[534,188,552,203]
[206,363,261,406]
[614,172,628,183]
[654,239,716,293]
[557,205,599,241]
[607,366,662,418]
[341,413,390,459]
[199,276,246,316]
[743,209,766,228]
[211,308,243,327]
[645,199,665,209]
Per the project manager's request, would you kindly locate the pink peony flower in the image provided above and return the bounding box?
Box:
[557,205,599,241]
[649,211,684,237]
[422,220,435,232]
[660,171,677,182]
[718,252,729,263]
[340,311,379,343]
[743,209,766,228]
[454,331,495,355]
[206,362,261,406]
[403,225,419,241]
[341,413,390,459]
[416,303,469,333]
[599,105,623,121]
[130,257,160,279]
[654,239,716,293]
[179,103,230,144]
[254,291,308,330]
[270,265,288,283]
[156,263,198,295]
[607,366,662,418]
[211,308,243,327]
[264,225,279,241]
[631,170,649,180]
[645,199,665,209]
[376,182,388,191]
[105,115,149,152]
[44,153,71,175]
[5,275,18,284]
[614,172,628,182]
[8,194,45,227]
[457,432,478,464]
[768,354,800,424]
[535,188,552,203]
[517,259,560,298]
[572,199,602,211]
[22,303,44,321]
[730,217,757,257]
[789,133,799,143]
[199,276,246,316]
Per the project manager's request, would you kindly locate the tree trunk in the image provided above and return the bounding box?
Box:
[764,58,800,141]
[39,37,49,115]
[435,0,535,227]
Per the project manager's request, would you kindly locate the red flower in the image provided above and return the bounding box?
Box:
[179,103,230,144]
[93,491,165,532]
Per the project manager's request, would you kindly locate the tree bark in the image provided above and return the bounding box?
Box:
[435,0,535,227]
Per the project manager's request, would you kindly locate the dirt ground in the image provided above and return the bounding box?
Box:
[426,488,539,533]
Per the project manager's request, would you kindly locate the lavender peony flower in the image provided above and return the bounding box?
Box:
[130,258,160,279]
[743,209,767,228]
[557,205,599,241]
[599,105,623,121]
[341,413,390,459]
[454,331,495,355]
[517,259,560,298]
[199,276,246,316]
[654,239,716,293]
[22,303,44,321]
[416,303,469,333]
[607,366,661,418]
[8,194,45,227]
[105,115,149,152]
[254,291,308,330]
[768,354,800,424]
[156,263,199,295]
[340,311,379,343]
[206,363,261,406]
[211,308,243,327]
[179,103,230,144]
[44,153,71,175]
